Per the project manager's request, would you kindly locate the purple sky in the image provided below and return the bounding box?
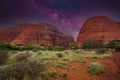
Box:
[0,0,120,40]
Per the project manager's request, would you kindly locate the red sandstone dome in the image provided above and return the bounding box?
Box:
[0,23,74,46]
[77,16,120,45]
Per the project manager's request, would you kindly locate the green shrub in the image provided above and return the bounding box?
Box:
[40,71,49,80]
[0,42,11,49]
[24,44,38,50]
[16,53,31,62]
[68,42,79,50]
[115,45,120,52]
[0,42,23,50]
[88,62,105,75]
[0,61,46,80]
[0,43,40,51]
[49,69,57,77]
[106,39,120,51]
[56,53,64,58]
[37,52,42,55]
[81,39,104,50]
[47,46,66,51]
[0,50,8,65]
[5,57,17,65]
[95,48,106,54]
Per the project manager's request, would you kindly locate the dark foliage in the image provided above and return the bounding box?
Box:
[81,39,104,50]
[0,50,9,65]
[16,53,31,62]
[95,48,106,54]
[46,46,66,51]
[0,61,46,80]
[106,39,120,52]
[67,42,79,50]
[56,53,64,58]
[0,42,22,50]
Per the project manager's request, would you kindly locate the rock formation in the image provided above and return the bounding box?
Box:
[0,23,74,47]
[77,16,120,45]
[0,23,27,42]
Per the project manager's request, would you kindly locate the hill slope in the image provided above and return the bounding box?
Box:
[0,23,74,46]
[77,16,120,45]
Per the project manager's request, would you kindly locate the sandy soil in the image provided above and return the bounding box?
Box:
[113,52,120,72]
[50,58,120,80]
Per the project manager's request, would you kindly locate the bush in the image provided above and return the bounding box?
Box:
[56,53,64,58]
[81,39,104,50]
[106,39,120,52]
[40,71,49,80]
[47,46,66,51]
[16,53,31,62]
[0,42,23,50]
[95,48,106,54]
[115,45,120,52]
[88,62,105,75]
[68,42,79,50]
[0,61,46,80]
[24,44,38,50]
[0,50,8,65]
[49,69,57,77]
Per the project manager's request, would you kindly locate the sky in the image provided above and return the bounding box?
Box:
[0,0,120,41]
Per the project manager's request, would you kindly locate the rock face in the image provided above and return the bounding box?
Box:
[0,23,27,42]
[77,16,120,45]
[0,23,74,46]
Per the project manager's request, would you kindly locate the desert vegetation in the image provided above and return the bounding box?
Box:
[88,62,105,75]
[106,39,120,51]
[0,39,120,80]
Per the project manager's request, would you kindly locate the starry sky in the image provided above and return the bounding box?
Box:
[0,0,120,40]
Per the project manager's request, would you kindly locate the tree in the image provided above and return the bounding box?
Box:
[106,39,120,51]
[81,39,104,50]
[68,42,79,49]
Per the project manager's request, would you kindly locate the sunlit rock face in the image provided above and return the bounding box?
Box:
[77,16,120,45]
[0,23,28,42]
[0,23,74,47]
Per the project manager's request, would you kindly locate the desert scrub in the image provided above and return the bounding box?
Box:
[80,59,86,64]
[95,48,106,54]
[46,46,66,51]
[40,71,49,80]
[105,39,120,51]
[37,52,42,55]
[73,49,82,54]
[16,52,31,62]
[81,39,104,50]
[0,50,9,65]
[56,53,64,58]
[88,62,105,75]
[5,57,17,65]
[5,52,31,65]
[49,69,58,78]
[0,61,46,80]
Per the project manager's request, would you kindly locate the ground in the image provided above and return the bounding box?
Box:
[55,59,120,80]
[1,49,120,80]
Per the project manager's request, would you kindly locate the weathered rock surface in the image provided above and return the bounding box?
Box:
[0,23,74,46]
[0,23,28,42]
[77,16,120,45]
